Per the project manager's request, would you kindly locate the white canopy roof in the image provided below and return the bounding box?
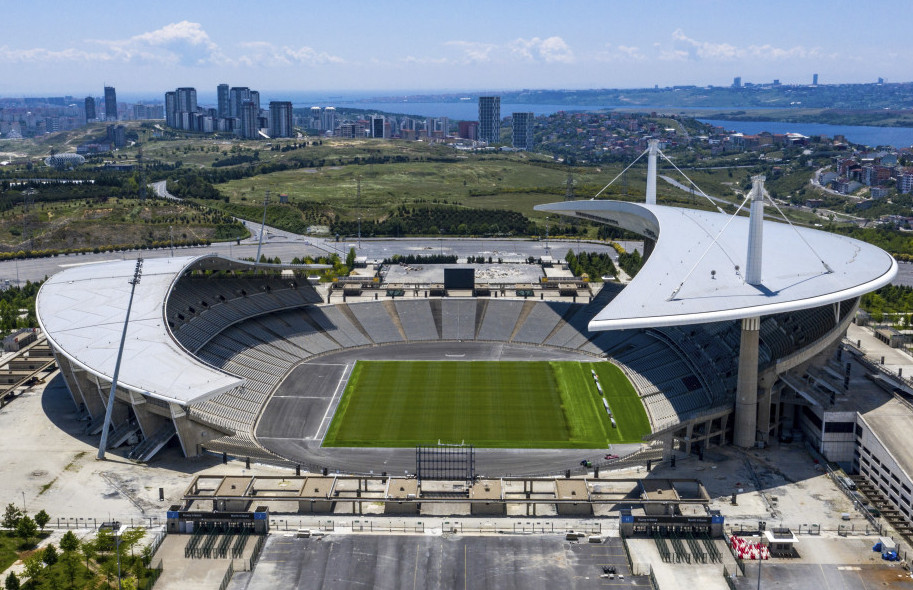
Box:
[37,256,243,405]
[536,200,897,330]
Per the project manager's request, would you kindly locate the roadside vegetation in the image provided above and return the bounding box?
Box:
[1,503,159,590]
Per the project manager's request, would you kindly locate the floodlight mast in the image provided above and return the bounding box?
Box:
[254,191,270,268]
[97,258,143,460]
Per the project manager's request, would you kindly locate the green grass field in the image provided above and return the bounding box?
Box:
[322,360,651,449]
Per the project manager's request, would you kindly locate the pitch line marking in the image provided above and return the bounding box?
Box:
[315,362,353,441]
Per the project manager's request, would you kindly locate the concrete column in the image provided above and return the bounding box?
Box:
[734,316,761,448]
[643,238,656,261]
[54,354,86,410]
[646,139,659,205]
[661,433,675,461]
[684,423,694,455]
[757,386,773,444]
[131,400,166,440]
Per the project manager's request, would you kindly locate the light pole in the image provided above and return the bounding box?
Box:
[97,258,143,460]
[545,216,550,256]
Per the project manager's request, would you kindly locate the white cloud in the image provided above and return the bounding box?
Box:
[94,21,228,66]
[594,44,646,62]
[444,41,498,64]
[0,46,113,63]
[509,36,575,63]
[668,29,826,61]
[236,42,344,66]
[0,21,341,68]
[444,36,573,65]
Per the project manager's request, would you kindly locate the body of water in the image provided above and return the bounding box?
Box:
[698,118,913,149]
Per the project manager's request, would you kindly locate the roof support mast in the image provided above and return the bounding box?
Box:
[645,139,659,205]
[745,175,766,285]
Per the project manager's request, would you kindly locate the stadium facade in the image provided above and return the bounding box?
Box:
[36,161,896,471]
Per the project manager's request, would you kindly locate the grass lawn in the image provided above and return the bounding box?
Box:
[323,360,650,448]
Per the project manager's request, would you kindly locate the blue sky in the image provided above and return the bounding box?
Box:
[0,0,908,98]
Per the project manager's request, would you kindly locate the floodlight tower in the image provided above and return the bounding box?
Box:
[254,191,270,267]
[97,258,143,460]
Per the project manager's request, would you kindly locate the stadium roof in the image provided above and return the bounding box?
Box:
[536,200,897,330]
[36,255,244,405]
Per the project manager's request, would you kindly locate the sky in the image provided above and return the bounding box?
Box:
[0,0,909,99]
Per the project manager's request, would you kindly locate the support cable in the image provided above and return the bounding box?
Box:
[667,193,752,301]
[590,147,649,200]
[658,150,726,214]
[764,193,834,274]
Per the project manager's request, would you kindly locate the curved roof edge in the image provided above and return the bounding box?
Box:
[536,200,897,330]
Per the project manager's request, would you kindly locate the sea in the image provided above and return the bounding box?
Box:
[697,119,913,149]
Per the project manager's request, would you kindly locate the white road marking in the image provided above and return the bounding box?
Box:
[314,362,353,441]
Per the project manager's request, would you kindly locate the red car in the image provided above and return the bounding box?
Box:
[604,454,620,460]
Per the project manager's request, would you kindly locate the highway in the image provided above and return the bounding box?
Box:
[0,183,630,286]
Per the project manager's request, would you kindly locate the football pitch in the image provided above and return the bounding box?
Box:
[322,360,651,449]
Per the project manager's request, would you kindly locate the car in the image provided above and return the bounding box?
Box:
[605,454,620,460]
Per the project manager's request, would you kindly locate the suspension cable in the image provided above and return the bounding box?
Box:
[659,150,726,214]
[667,192,753,301]
[764,193,833,274]
[590,147,648,200]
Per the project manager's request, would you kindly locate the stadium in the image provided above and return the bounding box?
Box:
[35,161,897,477]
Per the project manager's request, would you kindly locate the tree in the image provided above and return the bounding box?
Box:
[33,510,49,531]
[2,503,22,529]
[4,572,19,590]
[22,555,42,588]
[42,544,58,567]
[118,528,145,558]
[346,247,356,271]
[80,541,96,575]
[60,531,80,585]
[60,531,79,554]
[16,516,37,547]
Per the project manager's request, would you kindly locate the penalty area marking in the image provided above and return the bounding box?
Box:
[314,362,353,442]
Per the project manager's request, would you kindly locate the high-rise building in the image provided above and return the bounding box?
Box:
[320,107,336,134]
[249,91,260,112]
[229,87,251,118]
[310,106,322,129]
[478,96,500,143]
[371,116,385,139]
[240,100,259,139]
[164,91,176,127]
[104,86,117,121]
[175,87,197,114]
[512,112,534,151]
[732,76,742,89]
[269,101,293,138]
[458,121,478,141]
[84,97,96,122]
[217,84,230,119]
[813,73,819,86]
[106,124,126,148]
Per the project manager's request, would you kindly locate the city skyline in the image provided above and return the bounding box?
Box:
[0,0,909,96]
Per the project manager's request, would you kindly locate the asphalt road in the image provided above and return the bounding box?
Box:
[0,236,633,286]
[238,534,648,590]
